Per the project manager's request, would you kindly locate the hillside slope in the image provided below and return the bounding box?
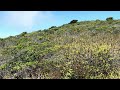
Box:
[0,17,120,79]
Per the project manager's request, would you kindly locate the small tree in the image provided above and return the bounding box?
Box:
[20,32,27,36]
[0,38,3,41]
[49,26,56,29]
[106,17,113,21]
[69,20,78,24]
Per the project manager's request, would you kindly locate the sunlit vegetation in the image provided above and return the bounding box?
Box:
[0,17,120,79]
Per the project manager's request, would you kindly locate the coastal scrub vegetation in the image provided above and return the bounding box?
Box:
[0,17,120,79]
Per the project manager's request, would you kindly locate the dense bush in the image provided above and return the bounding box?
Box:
[69,20,78,24]
[106,17,113,21]
[20,32,27,36]
[49,26,56,29]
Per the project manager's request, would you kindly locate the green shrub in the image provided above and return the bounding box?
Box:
[106,17,113,21]
[49,26,56,29]
[69,20,78,24]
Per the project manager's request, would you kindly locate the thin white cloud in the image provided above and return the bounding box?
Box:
[3,11,55,31]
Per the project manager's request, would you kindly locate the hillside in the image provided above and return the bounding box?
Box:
[0,17,120,79]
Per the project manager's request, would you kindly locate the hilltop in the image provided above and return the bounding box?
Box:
[0,17,120,79]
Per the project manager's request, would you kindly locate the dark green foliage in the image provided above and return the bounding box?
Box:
[106,17,113,22]
[20,32,27,36]
[49,26,57,29]
[106,17,113,21]
[0,38,4,41]
[69,20,78,24]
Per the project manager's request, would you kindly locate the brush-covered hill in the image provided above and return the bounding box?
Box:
[0,17,120,79]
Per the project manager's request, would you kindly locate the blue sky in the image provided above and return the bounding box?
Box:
[0,11,120,38]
